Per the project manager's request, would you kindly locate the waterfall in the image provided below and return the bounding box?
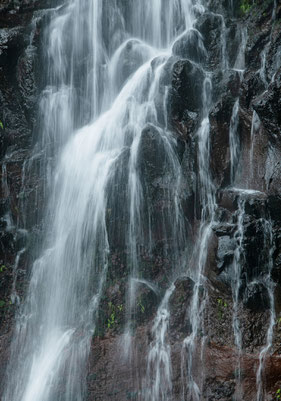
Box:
[3,1,199,401]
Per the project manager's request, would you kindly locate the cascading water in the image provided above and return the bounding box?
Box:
[181,71,217,400]
[231,196,246,399]
[225,9,277,400]
[249,111,261,184]
[229,26,247,186]
[258,0,277,89]
[144,284,175,401]
[3,1,201,401]
[225,189,277,401]
[139,4,227,400]
[255,218,276,401]
[229,99,240,184]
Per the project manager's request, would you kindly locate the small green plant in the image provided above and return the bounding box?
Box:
[107,302,115,328]
[217,298,228,308]
[240,0,252,15]
[0,265,6,273]
[137,299,145,314]
[107,302,124,329]
[276,388,281,400]
[0,300,5,308]
[217,298,228,319]
[107,311,116,329]
[137,297,145,313]
[0,121,3,130]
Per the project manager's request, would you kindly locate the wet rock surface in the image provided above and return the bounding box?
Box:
[0,0,58,393]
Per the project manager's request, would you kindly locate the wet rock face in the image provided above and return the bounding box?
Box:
[216,235,235,271]
[170,59,203,122]
[243,282,270,311]
[172,29,206,64]
[195,12,224,71]
[138,124,167,182]
[111,39,152,92]
[106,147,130,250]
[169,276,194,336]
[209,93,233,188]
[0,6,34,295]
[253,68,281,142]
[0,0,61,13]
[0,0,57,393]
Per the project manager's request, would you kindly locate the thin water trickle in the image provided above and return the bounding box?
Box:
[229,99,240,184]
[144,285,175,401]
[181,71,217,400]
[249,111,261,185]
[1,162,9,200]
[256,219,276,401]
[10,248,26,305]
[229,26,247,186]
[258,0,278,88]
[233,27,247,72]
[231,198,246,400]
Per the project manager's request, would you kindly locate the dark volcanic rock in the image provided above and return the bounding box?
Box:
[169,276,194,336]
[253,68,281,144]
[0,0,58,394]
[209,94,234,188]
[172,28,206,64]
[243,282,270,311]
[216,235,235,271]
[195,12,224,71]
[170,59,204,121]
[137,124,167,182]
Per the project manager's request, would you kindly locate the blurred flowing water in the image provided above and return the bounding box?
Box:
[2,1,203,400]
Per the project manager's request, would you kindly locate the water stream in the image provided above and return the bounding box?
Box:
[231,197,246,400]
[255,219,276,401]
[181,71,217,400]
[3,1,199,401]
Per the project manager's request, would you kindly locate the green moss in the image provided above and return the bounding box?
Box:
[137,299,145,314]
[240,0,252,15]
[0,265,6,273]
[107,301,124,329]
[217,298,228,320]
